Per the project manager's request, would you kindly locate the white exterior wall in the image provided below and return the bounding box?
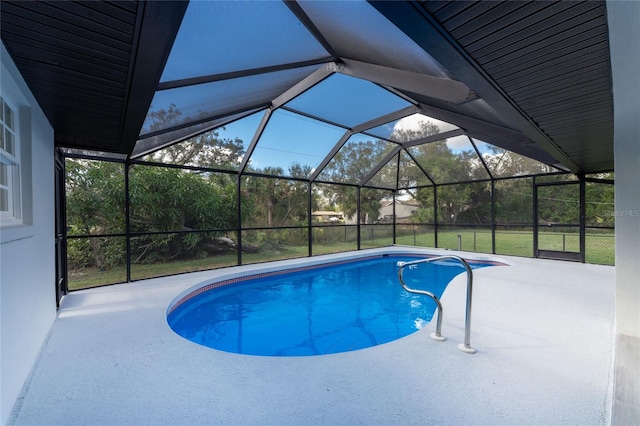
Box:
[608,1,640,423]
[1,43,56,425]
[378,202,418,221]
[608,0,640,340]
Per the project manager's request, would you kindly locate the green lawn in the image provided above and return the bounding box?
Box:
[68,229,614,290]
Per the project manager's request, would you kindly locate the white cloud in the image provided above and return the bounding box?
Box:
[445,135,471,151]
[392,113,457,134]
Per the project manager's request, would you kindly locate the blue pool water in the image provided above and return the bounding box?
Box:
[167,255,495,356]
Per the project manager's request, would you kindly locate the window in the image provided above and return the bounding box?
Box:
[0,94,20,224]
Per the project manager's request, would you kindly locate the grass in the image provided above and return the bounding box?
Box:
[68,229,614,290]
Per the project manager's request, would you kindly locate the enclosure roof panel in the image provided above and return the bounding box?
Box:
[316,134,397,185]
[132,108,262,160]
[160,1,331,83]
[141,65,322,136]
[284,73,412,129]
[473,138,559,178]
[248,109,346,178]
[365,113,459,143]
[1,0,614,175]
[296,0,452,79]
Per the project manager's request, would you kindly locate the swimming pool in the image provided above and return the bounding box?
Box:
[167,253,501,356]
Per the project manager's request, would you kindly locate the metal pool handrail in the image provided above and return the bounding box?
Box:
[397,263,445,342]
[397,255,476,354]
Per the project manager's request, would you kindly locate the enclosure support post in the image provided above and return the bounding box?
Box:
[433,185,438,248]
[392,190,397,245]
[579,173,586,263]
[55,149,69,305]
[393,153,401,245]
[532,176,538,257]
[491,179,496,254]
[308,181,313,257]
[357,187,361,250]
[125,161,131,282]
[236,174,243,266]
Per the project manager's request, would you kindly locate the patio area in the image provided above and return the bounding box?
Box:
[9,248,615,425]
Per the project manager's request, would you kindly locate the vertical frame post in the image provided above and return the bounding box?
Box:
[236,174,243,266]
[532,176,538,257]
[308,181,313,257]
[357,186,361,250]
[579,173,586,263]
[392,190,397,245]
[54,149,68,306]
[491,179,496,254]
[433,185,438,248]
[125,161,131,282]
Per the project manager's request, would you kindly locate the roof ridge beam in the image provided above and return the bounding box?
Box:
[340,58,475,105]
[359,146,402,187]
[271,62,339,109]
[401,129,465,149]
[309,131,353,182]
[157,57,333,91]
[351,105,419,134]
[284,0,341,60]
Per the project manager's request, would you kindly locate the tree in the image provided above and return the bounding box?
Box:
[481,144,555,177]
[144,104,246,169]
[494,178,533,225]
[146,130,245,169]
[65,159,250,268]
[66,160,125,235]
[536,183,580,225]
[585,174,614,226]
[319,139,393,223]
[242,163,311,228]
[391,120,479,224]
[129,166,238,232]
[128,166,243,262]
[65,160,126,269]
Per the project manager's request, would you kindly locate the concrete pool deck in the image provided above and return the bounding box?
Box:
[9,248,615,425]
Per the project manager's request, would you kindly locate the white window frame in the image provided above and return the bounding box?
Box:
[0,94,21,226]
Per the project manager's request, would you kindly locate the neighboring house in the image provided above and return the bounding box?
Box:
[311,210,344,224]
[377,199,420,223]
